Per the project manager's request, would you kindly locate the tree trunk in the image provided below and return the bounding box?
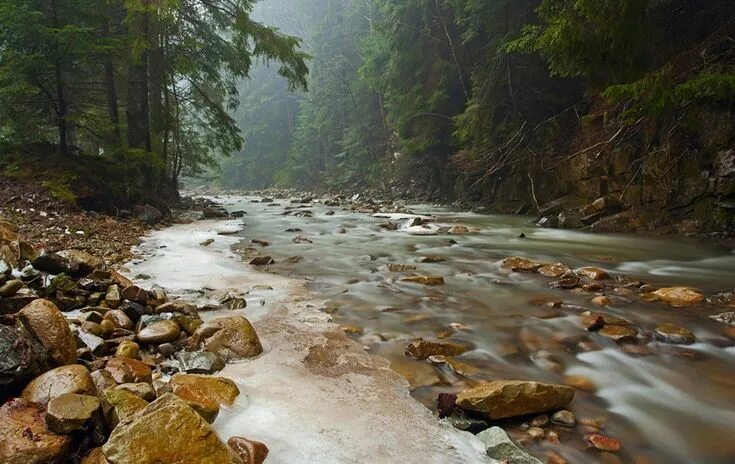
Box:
[149,12,165,155]
[126,9,151,151]
[102,17,121,148]
[50,0,69,155]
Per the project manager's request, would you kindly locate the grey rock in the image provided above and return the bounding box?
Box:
[176,350,225,374]
[0,279,23,297]
[0,321,50,396]
[476,427,543,464]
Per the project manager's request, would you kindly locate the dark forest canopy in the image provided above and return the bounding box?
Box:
[220,0,735,208]
[0,0,308,204]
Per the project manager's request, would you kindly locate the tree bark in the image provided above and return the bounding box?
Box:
[102,16,122,148]
[126,8,151,151]
[50,0,69,155]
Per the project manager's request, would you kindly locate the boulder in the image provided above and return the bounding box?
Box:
[116,340,140,359]
[99,388,149,428]
[0,279,23,297]
[170,373,240,406]
[105,285,122,308]
[32,252,75,275]
[91,369,118,393]
[102,394,242,464]
[105,357,152,384]
[176,350,225,374]
[136,320,181,345]
[457,381,575,420]
[189,316,263,361]
[133,204,163,225]
[501,257,542,272]
[404,340,469,360]
[652,287,705,307]
[18,299,77,365]
[21,364,96,404]
[0,398,72,463]
[0,321,50,395]
[115,382,157,402]
[45,393,101,434]
[121,285,148,304]
[476,427,542,464]
[171,383,220,423]
[57,250,104,276]
[228,437,269,464]
[103,309,134,330]
[654,323,695,344]
[577,267,610,280]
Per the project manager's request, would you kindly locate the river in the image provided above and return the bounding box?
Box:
[130,193,735,464]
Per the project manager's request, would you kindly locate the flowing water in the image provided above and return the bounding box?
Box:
[171,194,735,463]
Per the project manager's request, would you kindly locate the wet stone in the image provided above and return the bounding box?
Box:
[654,323,696,345]
[577,267,611,280]
[176,350,226,374]
[137,319,181,345]
[22,364,96,404]
[476,426,543,464]
[585,433,622,452]
[502,256,542,272]
[228,437,270,464]
[400,275,445,286]
[457,381,575,420]
[404,340,468,360]
[598,325,638,344]
[45,393,101,434]
[551,409,576,427]
[0,399,72,463]
[652,287,705,307]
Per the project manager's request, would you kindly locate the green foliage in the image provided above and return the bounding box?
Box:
[510,0,649,84]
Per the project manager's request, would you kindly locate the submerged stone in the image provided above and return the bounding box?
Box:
[476,426,542,464]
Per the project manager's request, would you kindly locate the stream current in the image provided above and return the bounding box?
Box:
[211,194,734,464]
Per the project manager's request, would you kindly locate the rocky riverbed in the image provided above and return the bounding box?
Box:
[2,189,735,463]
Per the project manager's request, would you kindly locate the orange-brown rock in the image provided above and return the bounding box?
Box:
[18,299,77,365]
[21,364,96,404]
[501,256,543,272]
[105,357,152,384]
[189,316,263,361]
[102,394,242,464]
[0,398,72,463]
[228,437,269,464]
[404,340,469,360]
[456,380,575,420]
[651,287,705,307]
[577,267,610,280]
[170,373,240,406]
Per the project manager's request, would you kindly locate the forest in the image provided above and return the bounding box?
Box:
[221,0,735,233]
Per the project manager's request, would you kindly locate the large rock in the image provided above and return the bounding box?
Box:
[133,204,163,225]
[99,388,149,428]
[176,350,225,374]
[32,252,75,275]
[228,437,269,464]
[189,316,263,361]
[457,381,575,420]
[45,393,101,434]
[170,373,240,406]
[171,383,220,423]
[0,321,50,395]
[102,394,243,464]
[0,399,72,463]
[0,279,23,297]
[105,357,152,384]
[22,364,96,404]
[137,320,181,345]
[652,287,705,307]
[476,426,542,464]
[404,340,468,360]
[57,250,104,276]
[18,299,77,365]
